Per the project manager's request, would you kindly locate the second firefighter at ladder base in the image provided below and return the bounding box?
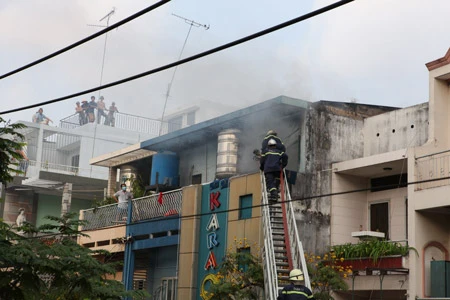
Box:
[278,269,314,300]
[260,138,288,203]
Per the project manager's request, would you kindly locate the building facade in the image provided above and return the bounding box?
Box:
[330,49,450,299]
[81,95,396,298]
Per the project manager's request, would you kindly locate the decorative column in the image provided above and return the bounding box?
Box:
[107,166,117,197]
[61,183,72,216]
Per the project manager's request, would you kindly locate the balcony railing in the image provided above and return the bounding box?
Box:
[415,150,450,191]
[14,159,107,180]
[80,189,182,231]
[60,112,182,136]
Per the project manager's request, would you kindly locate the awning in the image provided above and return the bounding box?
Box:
[90,143,156,168]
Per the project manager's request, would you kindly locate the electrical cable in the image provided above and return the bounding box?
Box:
[0,0,355,115]
[10,174,450,241]
[0,0,171,81]
[95,174,450,227]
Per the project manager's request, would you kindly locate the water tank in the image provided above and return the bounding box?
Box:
[150,152,179,187]
[216,129,240,179]
[120,165,137,189]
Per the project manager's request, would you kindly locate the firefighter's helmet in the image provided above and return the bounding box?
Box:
[289,269,304,281]
[268,139,277,146]
[267,130,277,136]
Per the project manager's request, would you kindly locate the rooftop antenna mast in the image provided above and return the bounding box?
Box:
[158,14,209,136]
[88,7,116,98]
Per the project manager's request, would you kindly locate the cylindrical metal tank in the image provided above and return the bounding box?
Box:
[216,129,240,179]
[120,165,137,189]
[150,151,179,187]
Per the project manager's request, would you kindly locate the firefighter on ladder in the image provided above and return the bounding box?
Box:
[260,138,288,204]
[278,269,314,300]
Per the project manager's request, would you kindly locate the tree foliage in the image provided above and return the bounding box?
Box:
[0,119,147,299]
[0,117,27,184]
[306,252,349,300]
[0,212,148,300]
[208,239,264,300]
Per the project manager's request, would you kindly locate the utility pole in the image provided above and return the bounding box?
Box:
[158,14,209,136]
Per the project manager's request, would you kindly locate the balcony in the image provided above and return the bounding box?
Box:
[60,111,182,136]
[79,189,182,231]
[415,150,450,191]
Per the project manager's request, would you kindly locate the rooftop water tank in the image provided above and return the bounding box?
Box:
[150,151,179,187]
[216,129,240,179]
[120,165,137,189]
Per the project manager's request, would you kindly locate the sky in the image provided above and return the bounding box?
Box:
[1,0,450,125]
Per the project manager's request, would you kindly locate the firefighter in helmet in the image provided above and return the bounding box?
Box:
[278,269,314,300]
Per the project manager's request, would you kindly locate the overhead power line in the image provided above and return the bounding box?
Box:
[0,0,355,115]
[135,174,448,226]
[0,0,171,81]
[10,174,448,241]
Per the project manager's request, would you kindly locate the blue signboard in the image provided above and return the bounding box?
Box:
[196,179,229,300]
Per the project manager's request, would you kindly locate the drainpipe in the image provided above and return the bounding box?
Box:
[405,197,408,246]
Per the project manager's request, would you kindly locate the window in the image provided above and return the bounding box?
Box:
[370,202,389,239]
[192,174,202,184]
[238,247,251,272]
[71,154,79,167]
[371,174,407,192]
[167,116,182,133]
[160,277,177,300]
[186,111,195,126]
[239,194,253,220]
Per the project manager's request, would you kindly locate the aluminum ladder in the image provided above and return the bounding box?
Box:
[261,170,311,299]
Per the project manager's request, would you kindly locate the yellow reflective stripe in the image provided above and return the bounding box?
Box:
[281,290,311,297]
[261,151,284,157]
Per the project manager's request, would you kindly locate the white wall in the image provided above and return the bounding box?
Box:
[363,103,428,157]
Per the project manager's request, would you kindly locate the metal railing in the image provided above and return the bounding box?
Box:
[415,152,450,191]
[283,170,311,290]
[80,189,182,231]
[260,172,279,300]
[131,189,182,222]
[60,112,183,136]
[19,160,107,179]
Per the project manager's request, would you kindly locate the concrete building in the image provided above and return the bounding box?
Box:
[2,103,223,227]
[80,95,395,298]
[330,48,450,299]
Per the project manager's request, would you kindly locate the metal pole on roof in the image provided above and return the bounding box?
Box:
[88,8,116,98]
[158,14,209,137]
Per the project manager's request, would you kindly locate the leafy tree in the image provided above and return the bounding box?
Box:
[0,121,147,299]
[0,213,148,300]
[208,239,264,300]
[306,252,349,300]
[0,117,26,183]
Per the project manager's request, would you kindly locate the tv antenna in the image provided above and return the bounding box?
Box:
[158,14,209,136]
[87,7,116,97]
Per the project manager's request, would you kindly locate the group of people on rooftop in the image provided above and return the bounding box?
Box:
[75,96,118,126]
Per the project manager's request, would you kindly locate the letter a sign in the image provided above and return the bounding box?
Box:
[204,251,218,270]
[206,213,220,231]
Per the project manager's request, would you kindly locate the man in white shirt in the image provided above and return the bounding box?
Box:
[113,183,133,221]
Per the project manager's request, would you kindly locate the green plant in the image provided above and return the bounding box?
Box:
[127,174,146,198]
[92,196,117,209]
[0,117,26,183]
[306,252,349,299]
[208,238,264,300]
[0,212,149,299]
[331,240,418,263]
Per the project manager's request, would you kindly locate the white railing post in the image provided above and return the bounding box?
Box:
[283,170,311,290]
[260,172,279,300]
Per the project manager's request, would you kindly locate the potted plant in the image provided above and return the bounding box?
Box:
[329,239,418,271]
